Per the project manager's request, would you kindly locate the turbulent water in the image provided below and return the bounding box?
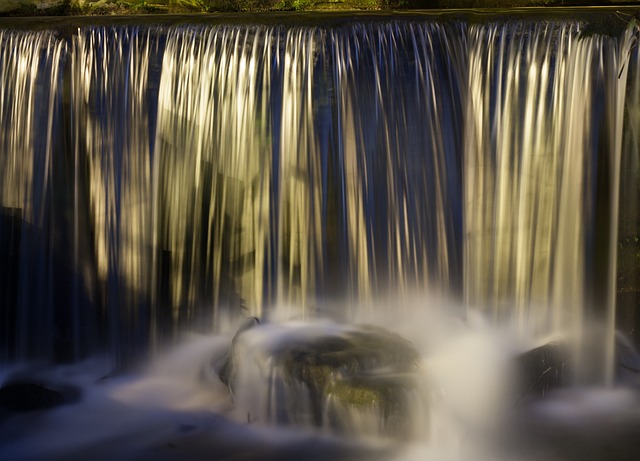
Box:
[1,13,640,461]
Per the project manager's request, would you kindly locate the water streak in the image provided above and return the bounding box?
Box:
[0,31,66,361]
[464,22,638,382]
[72,26,154,360]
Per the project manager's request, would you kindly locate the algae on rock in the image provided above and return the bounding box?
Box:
[218,321,424,438]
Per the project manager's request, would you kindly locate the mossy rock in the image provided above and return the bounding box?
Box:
[325,373,419,438]
[274,325,420,427]
[277,325,419,385]
[218,321,422,437]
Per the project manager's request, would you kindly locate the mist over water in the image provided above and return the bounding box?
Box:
[0,302,519,461]
[1,13,640,460]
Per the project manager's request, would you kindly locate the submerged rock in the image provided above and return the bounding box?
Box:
[217,320,422,438]
[0,379,81,413]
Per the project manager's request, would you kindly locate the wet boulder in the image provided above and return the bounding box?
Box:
[324,373,421,438]
[513,342,567,404]
[217,320,423,438]
[615,332,640,385]
[513,332,640,404]
[216,316,261,388]
[0,379,81,413]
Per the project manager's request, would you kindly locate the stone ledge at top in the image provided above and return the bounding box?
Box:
[0,0,639,15]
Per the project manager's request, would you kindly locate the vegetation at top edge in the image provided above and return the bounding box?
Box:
[0,0,406,14]
[2,0,640,16]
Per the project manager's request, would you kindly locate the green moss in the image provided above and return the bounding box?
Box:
[276,0,315,11]
[5,0,640,15]
[121,0,169,12]
[278,326,419,390]
[325,374,417,437]
[327,379,381,408]
[218,322,421,434]
[269,326,419,425]
[67,0,161,14]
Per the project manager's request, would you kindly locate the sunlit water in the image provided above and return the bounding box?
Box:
[1,13,640,461]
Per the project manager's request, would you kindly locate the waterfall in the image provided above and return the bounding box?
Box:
[0,30,67,361]
[0,18,638,379]
[71,26,155,362]
[465,22,638,383]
